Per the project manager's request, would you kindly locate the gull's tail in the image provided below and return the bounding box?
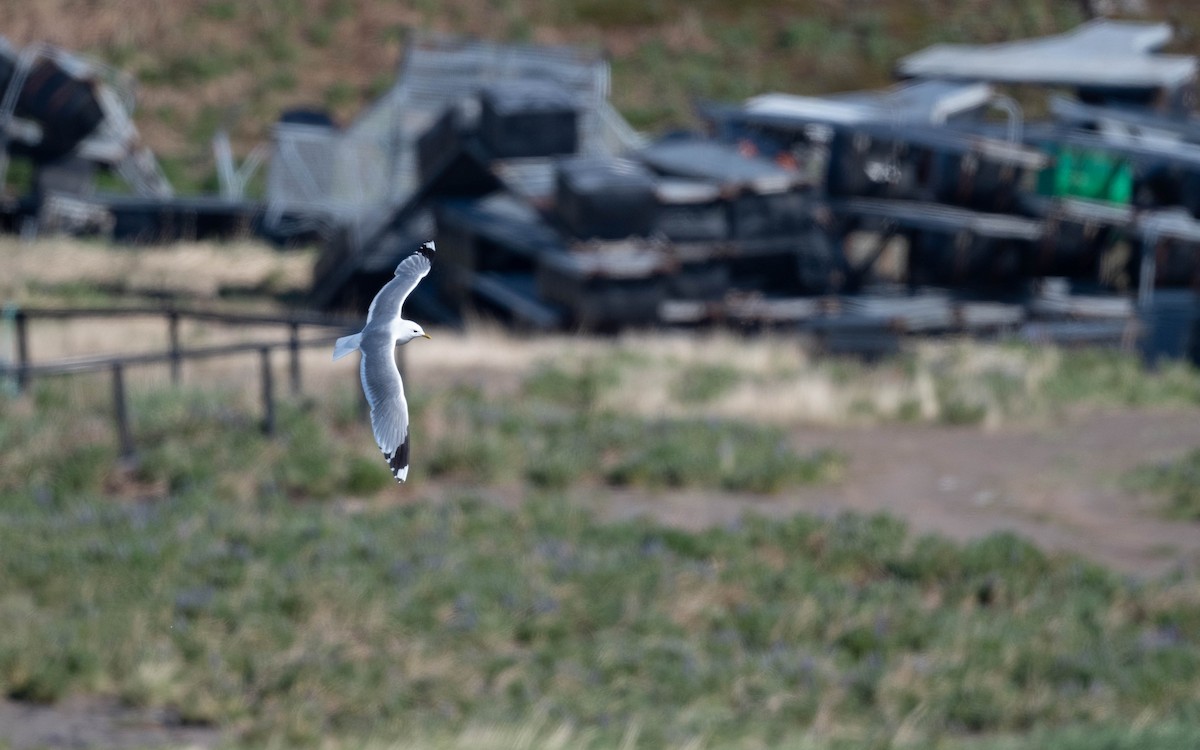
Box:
[332,332,363,361]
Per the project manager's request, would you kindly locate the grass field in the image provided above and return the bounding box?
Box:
[3,316,1200,747]
[2,481,1200,748]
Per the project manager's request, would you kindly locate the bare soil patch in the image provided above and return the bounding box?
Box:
[566,407,1200,578]
[0,696,220,750]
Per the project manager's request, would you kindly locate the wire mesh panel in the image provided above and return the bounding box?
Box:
[264,121,390,237]
[264,32,645,242]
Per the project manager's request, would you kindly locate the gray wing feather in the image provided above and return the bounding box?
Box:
[359,335,409,478]
[365,252,431,326]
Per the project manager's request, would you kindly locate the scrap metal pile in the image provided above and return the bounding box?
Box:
[0,36,266,242]
[4,20,1200,359]
[292,20,1200,359]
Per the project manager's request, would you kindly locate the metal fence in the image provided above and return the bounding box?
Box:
[1,306,366,461]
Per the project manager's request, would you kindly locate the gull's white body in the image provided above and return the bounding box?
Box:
[332,241,435,483]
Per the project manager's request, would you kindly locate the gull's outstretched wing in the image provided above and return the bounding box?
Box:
[359,336,410,482]
[364,241,435,328]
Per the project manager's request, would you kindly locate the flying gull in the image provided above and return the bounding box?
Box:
[332,240,435,483]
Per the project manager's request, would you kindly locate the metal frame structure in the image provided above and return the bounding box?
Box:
[0,39,172,199]
[264,31,645,246]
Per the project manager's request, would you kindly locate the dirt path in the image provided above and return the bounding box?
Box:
[586,408,1200,578]
[0,697,220,750]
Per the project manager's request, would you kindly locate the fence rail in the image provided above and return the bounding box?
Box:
[1,305,370,462]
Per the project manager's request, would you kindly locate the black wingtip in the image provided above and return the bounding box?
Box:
[417,240,436,259]
[384,438,411,484]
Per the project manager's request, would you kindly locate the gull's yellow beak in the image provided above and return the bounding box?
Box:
[422,333,432,340]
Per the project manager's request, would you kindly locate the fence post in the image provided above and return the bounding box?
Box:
[167,310,182,384]
[260,346,275,435]
[15,309,29,393]
[111,362,136,462]
[288,322,301,395]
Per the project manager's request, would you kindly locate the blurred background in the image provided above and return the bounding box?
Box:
[1,1,1200,749]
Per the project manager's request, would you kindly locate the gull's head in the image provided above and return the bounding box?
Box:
[398,320,431,344]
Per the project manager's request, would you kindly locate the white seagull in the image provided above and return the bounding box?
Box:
[332,240,435,483]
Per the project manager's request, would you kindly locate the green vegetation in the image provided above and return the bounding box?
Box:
[138,47,242,87]
[2,456,1199,745]
[567,339,1200,429]
[423,362,841,493]
[1125,448,1200,521]
[671,363,742,405]
[1041,348,1200,408]
[2,341,1200,747]
[896,344,1200,426]
[3,381,393,504]
[965,723,1200,750]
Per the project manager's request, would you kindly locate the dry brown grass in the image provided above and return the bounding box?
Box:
[0,235,314,302]
[1,236,326,398]
[0,293,1080,432]
[412,325,1067,428]
[0,237,1182,437]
